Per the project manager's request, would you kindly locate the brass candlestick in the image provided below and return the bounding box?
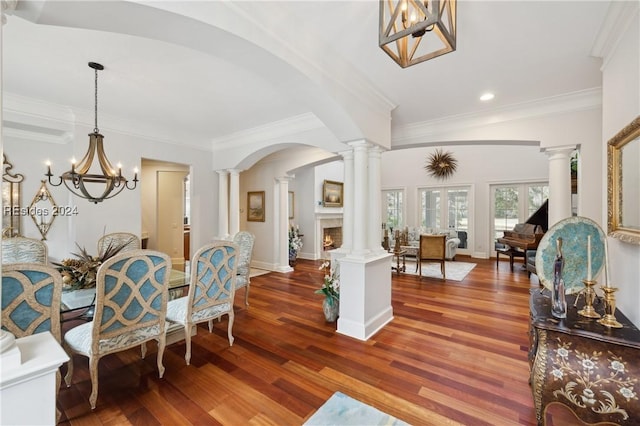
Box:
[597,286,623,328]
[577,279,601,319]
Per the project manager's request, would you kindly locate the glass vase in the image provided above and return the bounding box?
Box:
[322,297,339,322]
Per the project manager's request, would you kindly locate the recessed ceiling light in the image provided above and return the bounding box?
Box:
[480,93,495,101]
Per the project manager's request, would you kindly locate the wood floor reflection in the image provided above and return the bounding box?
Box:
[58,256,542,425]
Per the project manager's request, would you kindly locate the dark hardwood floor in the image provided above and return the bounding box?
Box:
[57,256,546,425]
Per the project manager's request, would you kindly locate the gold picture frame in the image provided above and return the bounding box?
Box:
[323,180,343,207]
[607,115,640,245]
[247,191,265,222]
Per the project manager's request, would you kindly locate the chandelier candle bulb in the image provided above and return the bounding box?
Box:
[587,235,592,281]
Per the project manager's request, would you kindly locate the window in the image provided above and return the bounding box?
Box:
[418,186,470,248]
[382,189,404,230]
[492,182,548,249]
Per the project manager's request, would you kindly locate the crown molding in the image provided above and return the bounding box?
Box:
[591,0,639,69]
[391,88,602,145]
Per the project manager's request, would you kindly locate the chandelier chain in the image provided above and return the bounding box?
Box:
[94,66,99,133]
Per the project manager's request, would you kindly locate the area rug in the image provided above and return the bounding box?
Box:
[401,260,476,281]
[304,392,408,426]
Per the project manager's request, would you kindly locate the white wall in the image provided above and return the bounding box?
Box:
[4,121,216,263]
[382,144,549,258]
[599,4,640,327]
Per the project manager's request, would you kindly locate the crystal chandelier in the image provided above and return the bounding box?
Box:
[379,0,457,68]
[46,62,138,203]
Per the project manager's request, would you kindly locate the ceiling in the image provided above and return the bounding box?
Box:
[3,0,611,152]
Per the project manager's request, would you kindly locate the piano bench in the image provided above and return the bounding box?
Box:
[496,247,525,272]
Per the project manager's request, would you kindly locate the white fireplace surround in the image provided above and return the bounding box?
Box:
[315,213,343,258]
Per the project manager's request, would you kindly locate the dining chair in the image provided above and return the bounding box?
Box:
[165,241,238,365]
[2,262,65,420]
[232,231,255,306]
[418,234,447,280]
[1,236,48,264]
[63,249,172,409]
[96,232,141,256]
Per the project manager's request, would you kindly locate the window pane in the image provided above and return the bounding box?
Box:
[447,189,468,231]
[528,185,549,216]
[383,190,403,229]
[420,189,440,229]
[494,187,519,242]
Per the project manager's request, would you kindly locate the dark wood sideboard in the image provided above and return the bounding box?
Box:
[529,289,640,425]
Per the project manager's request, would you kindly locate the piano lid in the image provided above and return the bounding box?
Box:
[526,199,548,232]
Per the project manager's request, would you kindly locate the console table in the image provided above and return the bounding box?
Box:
[529,289,640,425]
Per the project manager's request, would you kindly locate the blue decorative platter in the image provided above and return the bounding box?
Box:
[536,216,607,293]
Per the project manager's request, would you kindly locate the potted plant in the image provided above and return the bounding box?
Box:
[288,225,303,266]
[316,260,340,322]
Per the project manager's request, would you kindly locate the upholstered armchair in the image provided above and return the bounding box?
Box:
[232,231,255,306]
[393,228,460,261]
[63,249,171,409]
[165,241,238,365]
[1,236,48,264]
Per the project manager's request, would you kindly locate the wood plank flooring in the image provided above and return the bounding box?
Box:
[58,256,545,425]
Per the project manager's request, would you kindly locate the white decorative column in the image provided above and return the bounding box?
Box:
[216,170,229,239]
[228,169,241,237]
[337,142,393,341]
[368,146,385,254]
[349,141,370,257]
[340,149,354,252]
[275,176,293,273]
[544,146,575,227]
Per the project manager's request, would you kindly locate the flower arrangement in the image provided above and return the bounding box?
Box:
[315,260,340,301]
[289,225,303,253]
[54,238,134,290]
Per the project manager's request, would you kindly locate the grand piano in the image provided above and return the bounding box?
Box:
[496,200,549,271]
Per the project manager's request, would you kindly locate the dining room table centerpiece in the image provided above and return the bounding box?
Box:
[54,238,134,290]
[316,260,340,322]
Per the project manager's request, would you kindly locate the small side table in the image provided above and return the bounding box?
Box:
[390,249,406,274]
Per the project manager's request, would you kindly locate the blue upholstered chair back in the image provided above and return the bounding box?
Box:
[186,242,238,320]
[1,263,62,341]
[92,249,171,350]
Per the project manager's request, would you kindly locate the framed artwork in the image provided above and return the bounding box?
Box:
[323,180,343,207]
[288,191,294,219]
[247,191,265,222]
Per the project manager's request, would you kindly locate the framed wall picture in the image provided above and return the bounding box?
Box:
[323,180,343,207]
[288,191,294,219]
[247,191,265,222]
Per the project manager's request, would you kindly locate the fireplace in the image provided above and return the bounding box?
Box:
[323,227,342,250]
[316,215,343,256]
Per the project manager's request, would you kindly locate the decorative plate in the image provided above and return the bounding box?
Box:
[535,216,607,293]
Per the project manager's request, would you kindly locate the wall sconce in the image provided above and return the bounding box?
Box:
[29,180,58,240]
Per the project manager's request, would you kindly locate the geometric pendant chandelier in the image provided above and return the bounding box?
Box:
[46,62,138,203]
[379,0,457,68]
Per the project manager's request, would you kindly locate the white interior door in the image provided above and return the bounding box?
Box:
[157,171,187,271]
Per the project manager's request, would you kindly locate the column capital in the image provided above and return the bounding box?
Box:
[275,175,294,184]
[542,145,577,157]
[348,140,371,150]
[216,170,229,176]
[227,168,243,175]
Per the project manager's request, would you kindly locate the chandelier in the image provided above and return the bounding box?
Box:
[46,62,138,204]
[379,0,457,68]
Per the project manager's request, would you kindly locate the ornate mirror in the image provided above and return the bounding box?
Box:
[2,154,24,237]
[29,180,58,240]
[607,115,640,244]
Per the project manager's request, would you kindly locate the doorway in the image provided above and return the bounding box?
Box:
[141,159,191,271]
